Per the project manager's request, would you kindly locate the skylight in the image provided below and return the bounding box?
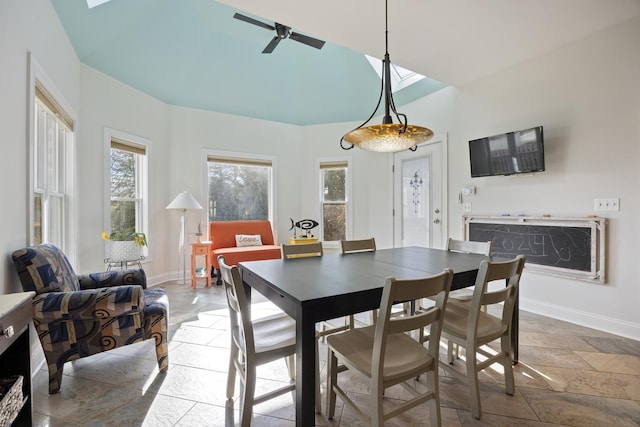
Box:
[87,0,111,9]
[365,55,426,92]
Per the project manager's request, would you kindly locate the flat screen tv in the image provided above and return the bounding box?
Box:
[469,126,544,177]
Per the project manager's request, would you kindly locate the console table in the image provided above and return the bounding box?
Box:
[0,292,35,427]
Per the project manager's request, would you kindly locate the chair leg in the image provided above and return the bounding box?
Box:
[371,383,384,427]
[502,335,515,395]
[466,344,482,420]
[147,311,169,373]
[326,349,338,419]
[315,339,322,414]
[227,345,238,399]
[241,363,256,427]
[447,339,456,364]
[47,359,64,394]
[427,370,442,427]
[286,354,295,381]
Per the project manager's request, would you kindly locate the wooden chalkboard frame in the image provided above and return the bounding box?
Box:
[464,215,606,283]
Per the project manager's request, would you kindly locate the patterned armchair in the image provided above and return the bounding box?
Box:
[12,244,169,394]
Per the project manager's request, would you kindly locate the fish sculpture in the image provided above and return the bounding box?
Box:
[289,218,319,230]
[289,218,319,238]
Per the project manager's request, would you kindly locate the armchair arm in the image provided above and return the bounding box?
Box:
[32,285,145,323]
[77,269,147,290]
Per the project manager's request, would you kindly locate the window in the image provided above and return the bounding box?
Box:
[207,155,273,222]
[105,130,150,256]
[319,161,349,242]
[32,83,74,250]
[364,54,426,92]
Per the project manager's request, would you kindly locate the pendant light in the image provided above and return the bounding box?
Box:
[340,0,433,152]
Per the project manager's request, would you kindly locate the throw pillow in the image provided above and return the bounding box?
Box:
[236,234,263,247]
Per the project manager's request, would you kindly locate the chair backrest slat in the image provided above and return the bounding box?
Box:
[340,238,376,254]
[447,238,491,256]
[282,242,323,258]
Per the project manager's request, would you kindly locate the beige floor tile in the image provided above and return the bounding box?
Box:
[576,350,640,375]
[519,331,599,352]
[520,387,640,427]
[533,364,640,400]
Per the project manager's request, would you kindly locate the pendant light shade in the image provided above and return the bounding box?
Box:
[340,0,433,153]
[342,123,433,153]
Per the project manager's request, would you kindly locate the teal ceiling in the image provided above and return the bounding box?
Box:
[51,0,447,126]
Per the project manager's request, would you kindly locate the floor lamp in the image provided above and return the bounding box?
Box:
[166,191,203,285]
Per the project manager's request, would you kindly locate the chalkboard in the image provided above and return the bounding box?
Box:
[469,223,591,271]
[464,216,606,283]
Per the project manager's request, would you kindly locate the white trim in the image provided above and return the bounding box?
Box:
[103,127,152,262]
[521,297,640,341]
[27,52,78,263]
[201,148,278,241]
[315,156,352,247]
[391,133,448,249]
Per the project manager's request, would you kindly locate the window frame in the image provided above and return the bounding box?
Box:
[316,157,352,248]
[27,53,77,259]
[202,149,277,240]
[103,128,151,260]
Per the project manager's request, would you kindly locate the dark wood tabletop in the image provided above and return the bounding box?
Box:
[239,246,507,426]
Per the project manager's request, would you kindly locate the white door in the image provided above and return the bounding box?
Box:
[393,138,446,249]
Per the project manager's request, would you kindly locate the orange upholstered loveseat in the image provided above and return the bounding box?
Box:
[209,220,281,285]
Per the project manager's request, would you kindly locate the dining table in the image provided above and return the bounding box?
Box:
[239,246,518,426]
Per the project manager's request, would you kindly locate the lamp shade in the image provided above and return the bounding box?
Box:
[166,191,203,210]
[342,124,434,152]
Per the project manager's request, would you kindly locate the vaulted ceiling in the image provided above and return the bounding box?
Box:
[52,0,640,126]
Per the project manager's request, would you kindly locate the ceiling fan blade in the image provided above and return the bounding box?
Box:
[289,32,326,50]
[233,13,274,31]
[262,36,282,54]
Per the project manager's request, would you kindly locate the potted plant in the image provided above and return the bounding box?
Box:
[102,227,147,262]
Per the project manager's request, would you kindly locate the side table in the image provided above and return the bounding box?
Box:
[191,242,212,288]
[0,291,35,427]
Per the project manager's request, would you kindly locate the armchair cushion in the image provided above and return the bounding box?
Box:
[13,243,79,293]
[77,269,147,290]
[32,285,144,323]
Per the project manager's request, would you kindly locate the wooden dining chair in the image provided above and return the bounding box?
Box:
[326,269,453,426]
[439,255,525,420]
[218,256,321,425]
[444,238,493,313]
[339,238,392,325]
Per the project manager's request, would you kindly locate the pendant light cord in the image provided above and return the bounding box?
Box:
[339,0,408,150]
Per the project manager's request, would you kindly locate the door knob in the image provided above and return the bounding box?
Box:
[433,219,440,224]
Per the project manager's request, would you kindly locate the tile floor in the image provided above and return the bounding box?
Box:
[32,281,640,426]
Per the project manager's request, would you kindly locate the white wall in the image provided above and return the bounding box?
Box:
[304,16,640,338]
[1,1,638,339]
[0,0,81,294]
[77,66,171,281]
[167,106,303,247]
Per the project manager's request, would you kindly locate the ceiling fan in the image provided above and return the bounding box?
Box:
[233,13,326,54]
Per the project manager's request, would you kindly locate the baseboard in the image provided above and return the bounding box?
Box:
[520,298,640,341]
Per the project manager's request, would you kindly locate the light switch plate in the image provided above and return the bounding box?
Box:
[594,198,619,211]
